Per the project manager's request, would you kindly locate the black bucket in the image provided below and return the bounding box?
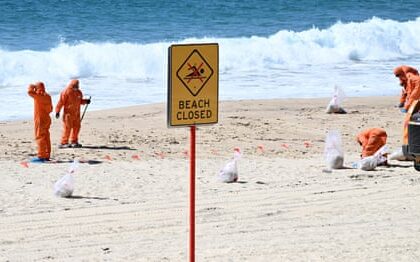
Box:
[408,112,420,155]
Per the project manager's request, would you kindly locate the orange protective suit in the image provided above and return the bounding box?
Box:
[401,73,420,112]
[28,82,53,159]
[394,65,419,107]
[55,79,89,146]
[356,128,387,158]
[403,75,420,145]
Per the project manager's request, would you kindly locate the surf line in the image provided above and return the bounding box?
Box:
[177,99,212,120]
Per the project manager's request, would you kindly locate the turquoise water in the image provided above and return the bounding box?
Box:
[2,0,419,50]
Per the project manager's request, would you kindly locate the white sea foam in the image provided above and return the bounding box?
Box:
[1,17,420,120]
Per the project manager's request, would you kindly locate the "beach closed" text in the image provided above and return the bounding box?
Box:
[177,99,212,120]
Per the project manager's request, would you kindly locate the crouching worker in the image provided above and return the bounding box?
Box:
[55,79,91,148]
[28,82,53,162]
[356,128,387,163]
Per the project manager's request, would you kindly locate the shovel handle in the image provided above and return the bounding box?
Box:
[80,96,91,122]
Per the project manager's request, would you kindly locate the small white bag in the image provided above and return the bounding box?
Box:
[54,173,74,198]
[326,85,346,114]
[324,130,344,170]
[54,160,78,197]
[218,150,241,183]
[356,145,388,171]
[388,147,406,161]
[358,156,378,171]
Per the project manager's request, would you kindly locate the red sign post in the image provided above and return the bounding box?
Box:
[167,43,218,261]
[189,125,196,261]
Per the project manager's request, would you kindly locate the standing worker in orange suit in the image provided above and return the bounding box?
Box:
[356,128,387,158]
[394,67,420,145]
[55,79,91,148]
[394,65,419,109]
[28,82,53,162]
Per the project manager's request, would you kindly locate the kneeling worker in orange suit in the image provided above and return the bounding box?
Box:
[356,128,387,158]
[55,79,91,148]
[28,82,53,162]
[394,65,419,109]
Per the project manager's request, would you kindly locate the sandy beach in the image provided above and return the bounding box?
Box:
[1,96,420,261]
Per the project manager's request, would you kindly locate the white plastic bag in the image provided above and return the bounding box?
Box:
[355,145,388,171]
[373,145,388,165]
[326,85,346,114]
[357,156,378,171]
[388,147,412,161]
[324,130,344,170]
[54,160,78,197]
[218,150,241,183]
[388,147,405,161]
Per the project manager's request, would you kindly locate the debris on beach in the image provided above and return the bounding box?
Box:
[54,160,78,198]
[324,130,344,171]
[388,147,407,161]
[326,85,347,114]
[353,145,388,171]
[218,148,241,183]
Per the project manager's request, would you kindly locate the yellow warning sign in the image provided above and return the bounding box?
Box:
[168,43,218,127]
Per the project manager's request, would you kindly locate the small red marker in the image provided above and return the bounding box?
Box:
[155,152,165,159]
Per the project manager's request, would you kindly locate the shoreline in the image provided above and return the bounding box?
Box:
[0,95,399,123]
[0,96,406,162]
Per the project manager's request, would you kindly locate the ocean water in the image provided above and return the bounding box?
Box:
[1,0,420,120]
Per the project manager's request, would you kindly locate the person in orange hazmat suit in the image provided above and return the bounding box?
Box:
[356,128,387,158]
[55,79,91,148]
[394,65,419,109]
[28,82,53,162]
[394,69,420,145]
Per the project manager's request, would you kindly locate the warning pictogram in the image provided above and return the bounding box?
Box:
[176,49,214,97]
